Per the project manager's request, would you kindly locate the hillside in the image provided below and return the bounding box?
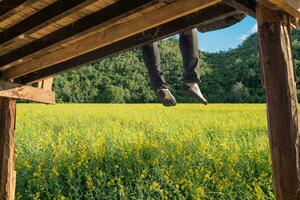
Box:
[53,29,300,103]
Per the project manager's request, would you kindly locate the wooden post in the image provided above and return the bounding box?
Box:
[257,4,300,200]
[0,98,16,200]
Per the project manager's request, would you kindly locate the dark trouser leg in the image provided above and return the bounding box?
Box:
[179,28,200,83]
[142,42,168,89]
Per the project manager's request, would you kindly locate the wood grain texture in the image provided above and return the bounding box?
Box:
[257,3,300,199]
[0,0,30,20]
[0,0,97,46]
[0,0,158,69]
[15,3,238,83]
[0,98,16,200]
[223,0,256,18]
[0,80,55,104]
[2,0,221,80]
[259,0,300,23]
[37,78,53,91]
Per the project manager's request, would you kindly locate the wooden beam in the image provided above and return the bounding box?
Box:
[223,0,256,18]
[3,0,221,80]
[259,0,300,22]
[266,0,300,11]
[0,98,16,200]
[15,4,238,83]
[37,78,53,91]
[0,80,55,104]
[0,0,31,21]
[0,0,97,46]
[257,3,300,199]
[0,0,159,69]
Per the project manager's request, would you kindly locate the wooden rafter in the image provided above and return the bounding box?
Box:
[0,0,97,46]
[0,0,31,21]
[223,0,256,18]
[2,0,222,81]
[15,4,239,84]
[0,0,159,69]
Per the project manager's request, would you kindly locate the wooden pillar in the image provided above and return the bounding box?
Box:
[0,98,16,200]
[257,4,300,200]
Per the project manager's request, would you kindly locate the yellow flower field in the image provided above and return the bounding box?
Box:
[15,104,273,199]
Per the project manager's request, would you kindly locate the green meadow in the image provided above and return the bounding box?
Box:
[15,104,273,199]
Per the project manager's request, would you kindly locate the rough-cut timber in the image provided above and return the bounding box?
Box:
[0,98,16,200]
[0,0,31,21]
[223,0,256,18]
[0,0,159,69]
[263,0,300,17]
[0,80,55,104]
[2,0,221,80]
[0,0,97,46]
[37,78,53,91]
[15,4,239,83]
[257,3,300,199]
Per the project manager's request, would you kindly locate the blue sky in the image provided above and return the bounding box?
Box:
[198,16,257,53]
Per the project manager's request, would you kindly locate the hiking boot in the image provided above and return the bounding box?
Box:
[183,83,208,105]
[157,88,177,107]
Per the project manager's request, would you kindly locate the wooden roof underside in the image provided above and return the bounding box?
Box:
[0,0,298,84]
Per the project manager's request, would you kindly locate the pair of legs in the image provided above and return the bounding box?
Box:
[142,28,207,106]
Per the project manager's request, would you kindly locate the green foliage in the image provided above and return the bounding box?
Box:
[16,104,272,199]
[53,30,300,103]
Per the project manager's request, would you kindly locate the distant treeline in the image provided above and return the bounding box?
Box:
[53,29,300,103]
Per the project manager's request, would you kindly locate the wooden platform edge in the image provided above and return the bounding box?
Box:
[0,80,55,104]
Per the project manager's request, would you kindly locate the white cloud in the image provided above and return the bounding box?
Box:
[240,34,249,41]
[239,23,258,42]
[251,23,258,34]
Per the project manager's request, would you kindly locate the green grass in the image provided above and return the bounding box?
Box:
[15,104,273,199]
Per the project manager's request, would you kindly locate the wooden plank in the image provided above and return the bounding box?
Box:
[0,0,97,46]
[0,0,159,69]
[268,0,300,10]
[0,80,55,104]
[15,4,239,83]
[0,98,16,200]
[37,78,53,91]
[257,3,300,199]
[259,0,300,22]
[0,0,30,20]
[223,0,256,18]
[2,0,221,80]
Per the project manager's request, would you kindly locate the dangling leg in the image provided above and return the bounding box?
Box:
[142,42,176,106]
[179,28,207,105]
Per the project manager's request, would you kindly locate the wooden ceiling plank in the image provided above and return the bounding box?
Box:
[0,0,159,68]
[2,0,222,80]
[0,0,97,47]
[0,0,30,19]
[15,4,239,84]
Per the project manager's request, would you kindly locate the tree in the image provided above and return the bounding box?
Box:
[53,29,300,103]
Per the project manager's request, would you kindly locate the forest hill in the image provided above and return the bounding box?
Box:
[53,29,300,103]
